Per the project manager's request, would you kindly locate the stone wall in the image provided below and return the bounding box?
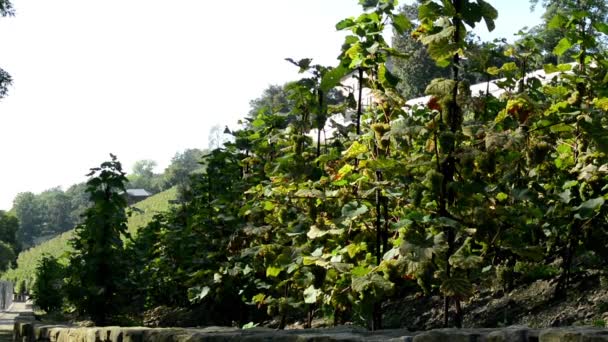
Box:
[13,316,608,341]
[0,281,13,310]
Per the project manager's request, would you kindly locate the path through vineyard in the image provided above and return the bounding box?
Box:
[0,302,31,341]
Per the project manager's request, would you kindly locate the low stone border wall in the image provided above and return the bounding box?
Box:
[13,316,608,341]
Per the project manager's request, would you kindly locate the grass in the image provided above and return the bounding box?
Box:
[1,187,177,287]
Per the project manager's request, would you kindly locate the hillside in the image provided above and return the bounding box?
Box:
[2,187,177,288]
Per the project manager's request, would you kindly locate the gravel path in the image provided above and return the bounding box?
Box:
[0,301,32,341]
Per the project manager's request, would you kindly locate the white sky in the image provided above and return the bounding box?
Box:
[0,0,541,210]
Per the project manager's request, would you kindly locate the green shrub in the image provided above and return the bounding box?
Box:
[31,255,65,313]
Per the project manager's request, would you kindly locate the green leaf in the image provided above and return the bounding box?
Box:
[352,273,393,297]
[425,78,456,97]
[559,189,572,204]
[320,65,349,92]
[544,63,572,74]
[303,285,321,304]
[496,192,508,202]
[266,266,282,278]
[495,109,508,123]
[574,197,605,219]
[337,164,354,180]
[419,2,443,20]
[477,0,497,31]
[302,256,316,266]
[593,21,608,35]
[352,265,371,277]
[580,119,608,153]
[392,14,412,34]
[285,58,312,73]
[500,62,518,72]
[548,13,567,30]
[378,64,400,88]
[440,277,473,298]
[359,0,379,10]
[336,18,356,30]
[263,201,275,211]
[251,118,265,128]
[420,26,456,46]
[550,123,574,133]
[252,293,266,304]
[486,66,500,75]
[593,98,608,111]
[242,322,259,329]
[351,275,371,293]
[563,180,578,189]
[553,37,572,56]
[346,243,366,258]
[341,201,368,220]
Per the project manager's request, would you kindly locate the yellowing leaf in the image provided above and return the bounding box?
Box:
[593,98,608,111]
[343,141,368,159]
[266,266,282,278]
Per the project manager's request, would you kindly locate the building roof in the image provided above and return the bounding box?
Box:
[126,189,152,197]
[310,64,574,141]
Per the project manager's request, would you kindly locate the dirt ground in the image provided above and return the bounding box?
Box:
[382,271,608,330]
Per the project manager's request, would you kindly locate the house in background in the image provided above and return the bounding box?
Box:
[123,189,152,205]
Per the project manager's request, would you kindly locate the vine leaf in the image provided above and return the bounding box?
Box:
[574,197,605,220]
[343,141,368,159]
[391,13,412,34]
[553,37,572,56]
[303,285,322,304]
[341,201,368,220]
[378,64,400,88]
[440,277,473,299]
[320,65,349,92]
[266,266,282,278]
[477,0,498,32]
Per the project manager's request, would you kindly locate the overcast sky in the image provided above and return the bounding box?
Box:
[0,0,541,210]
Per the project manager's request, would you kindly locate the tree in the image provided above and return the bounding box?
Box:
[132,159,156,178]
[66,155,130,326]
[528,0,608,63]
[38,188,73,236]
[65,183,90,226]
[248,85,291,119]
[0,241,15,272]
[163,148,207,188]
[127,159,163,193]
[0,210,19,268]
[0,0,13,101]
[391,4,451,99]
[31,255,65,313]
[0,210,19,250]
[12,192,42,247]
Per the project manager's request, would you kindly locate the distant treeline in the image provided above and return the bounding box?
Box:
[10,148,208,249]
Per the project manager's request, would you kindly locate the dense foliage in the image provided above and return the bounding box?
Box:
[116,0,608,330]
[31,255,65,313]
[17,0,608,331]
[0,210,19,269]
